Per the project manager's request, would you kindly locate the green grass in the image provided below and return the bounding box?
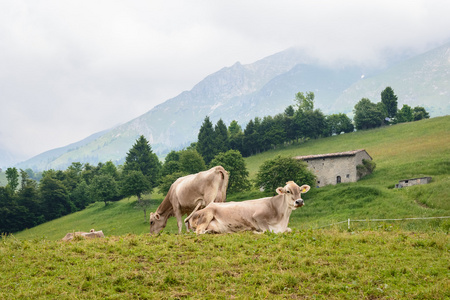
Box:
[1,230,448,299]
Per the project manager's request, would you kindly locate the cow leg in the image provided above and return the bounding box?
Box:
[184,202,202,230]
[172,204,184,234]
[195,210,215,234]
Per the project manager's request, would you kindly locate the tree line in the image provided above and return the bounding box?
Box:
[0,136,162,233]
[196,87,429,160]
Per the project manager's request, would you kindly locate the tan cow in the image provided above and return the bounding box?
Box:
[62,229,105,241]
[149,166,229,234]
[187,181,310,234]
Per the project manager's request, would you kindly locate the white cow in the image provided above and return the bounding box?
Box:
[187,181,310,234]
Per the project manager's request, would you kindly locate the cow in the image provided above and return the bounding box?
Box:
[62,229,105,241]
[186,181,310,234]
[149,166,229,234]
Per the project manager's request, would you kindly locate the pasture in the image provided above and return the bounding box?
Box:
[1,230,449,299]
[4,116,450,298]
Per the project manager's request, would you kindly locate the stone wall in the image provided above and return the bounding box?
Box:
[300,150,372,187]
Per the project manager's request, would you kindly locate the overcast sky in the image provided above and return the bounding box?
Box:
[1,0,450,162]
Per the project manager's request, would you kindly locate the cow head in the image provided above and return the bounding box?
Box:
[276,181,310,210]
[149,212,168,234]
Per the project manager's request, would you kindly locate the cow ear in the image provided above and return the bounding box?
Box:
[300,185,311,193]
[154,213,160,220]
[276,187,285,195]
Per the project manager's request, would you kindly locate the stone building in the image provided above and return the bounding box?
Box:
[395,177,432,188]
[294,149,373,187]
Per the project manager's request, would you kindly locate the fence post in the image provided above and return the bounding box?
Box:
[348,218,351,230]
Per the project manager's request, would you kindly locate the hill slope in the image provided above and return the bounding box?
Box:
[15,116,450,240]
[15,42,450,171]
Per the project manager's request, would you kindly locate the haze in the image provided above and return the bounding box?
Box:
[1,0,450,166]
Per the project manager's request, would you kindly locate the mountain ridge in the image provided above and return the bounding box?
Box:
[13,43,450,171]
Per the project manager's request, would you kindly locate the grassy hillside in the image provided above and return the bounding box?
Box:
[1,230,448,299]
[14,116,450,240]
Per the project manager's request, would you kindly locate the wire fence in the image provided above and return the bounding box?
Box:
[314,216,450,230]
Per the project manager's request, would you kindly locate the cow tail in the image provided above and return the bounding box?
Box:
[216,166,229,203]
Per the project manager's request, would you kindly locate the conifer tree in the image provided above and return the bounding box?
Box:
[123,135,161,189]
[197,116,216,164]
[381,86,398,120]
[214,119,229,154]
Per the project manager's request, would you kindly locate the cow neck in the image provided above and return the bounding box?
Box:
[156,194,174,217]
[270,193,292,216]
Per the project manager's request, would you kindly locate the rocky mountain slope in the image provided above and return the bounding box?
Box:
[15,43,450,171]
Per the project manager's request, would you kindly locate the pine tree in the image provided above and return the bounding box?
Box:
[381,86,398,120]
[197,116,216,164]
[123,135,161,189]
[214,119,230,155]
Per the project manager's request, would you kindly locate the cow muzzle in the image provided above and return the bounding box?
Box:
[295,199,304,207]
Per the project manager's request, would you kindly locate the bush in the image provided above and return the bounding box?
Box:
[255,156,316,194]
[357,159,376,179]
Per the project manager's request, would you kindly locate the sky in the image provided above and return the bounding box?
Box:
[1,0,450,164]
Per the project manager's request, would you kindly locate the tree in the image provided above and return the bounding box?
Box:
[294,91,315,113]
[380,86,398,120]
[179,149,206,174]
[197,116,217,164]
[326,113,354,135]
[210,150,251,193]
[39,173,73,220]
[255,156,316,194]
[296,109,326,139]
[123,135,161,189]
[158,171,185,195]
[90,174,119,205]
[284,105,295,117]
[396,104,414,123]
[0,186,28,233]
[121,170,152,220]
[353,98,384,130]
[99,161,119,180]
[161,160,181,177]
[243,118,262,156]
[17,171,42,228]
[413,106,430,121]
[5,167,19,192]
[70,181,92,211]
[214,119,230,155]
[228,120,244,154]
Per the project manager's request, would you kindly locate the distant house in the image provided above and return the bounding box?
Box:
[294,149,373,187]
[395,177,432,188]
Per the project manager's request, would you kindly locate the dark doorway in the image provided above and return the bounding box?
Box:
[336,176,341,184]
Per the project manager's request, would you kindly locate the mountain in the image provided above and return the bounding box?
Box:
[332,42,450,116]
[0,148,22,170]
[14,129,113,171]
[16,43,450,171]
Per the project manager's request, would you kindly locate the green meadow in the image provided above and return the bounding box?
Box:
[2,116,450,299]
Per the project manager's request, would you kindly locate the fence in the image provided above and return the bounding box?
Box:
[314,216,450,230]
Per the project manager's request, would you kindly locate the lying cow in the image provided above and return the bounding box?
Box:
[62,229,105,241]
[187,181,310,234]
[150,166,229,234]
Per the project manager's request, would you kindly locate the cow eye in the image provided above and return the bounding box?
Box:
[150,221,154,225]
[287,190,291,193]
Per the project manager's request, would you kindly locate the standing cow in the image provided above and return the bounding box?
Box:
[149,166,229,234]
[187,181,310,234]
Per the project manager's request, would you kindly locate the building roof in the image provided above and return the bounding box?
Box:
[293,149,372,161]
